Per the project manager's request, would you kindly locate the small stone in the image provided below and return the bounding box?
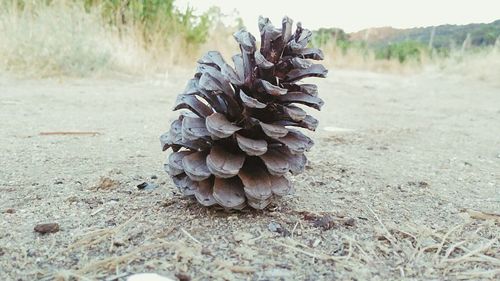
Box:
[151,175,158,179]
[54,180,63,185]
[26,249,36,257]
[175,273,191,281]
[311,239,321,248]
[34,223,60,234]
[418,181,429,188]
[344,218,355,227]
[4,208,15,214]
[268,221,281,232]
[201,247,212,255]
[113,240,126,247]
[313,215,336,230]
[127,273,175,281]
[137,182,159,190]
[267,222,290,236]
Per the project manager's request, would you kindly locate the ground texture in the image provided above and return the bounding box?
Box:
[1,70,499,280]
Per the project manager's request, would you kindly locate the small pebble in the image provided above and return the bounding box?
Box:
[201,247,212,255]
[137,182,159,190]
[268,222,290,236]
[127,273,175,281]
[313,215,336,230]
[151,175,158,179]
[344,218,356,227]
[4,208,15,214]
[34,223,60,234]
[175,273,191,281]
[268,221,281,232]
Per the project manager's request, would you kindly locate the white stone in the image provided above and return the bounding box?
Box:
[127,273,175,281]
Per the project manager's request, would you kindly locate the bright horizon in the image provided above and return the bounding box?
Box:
[177,0,500,33]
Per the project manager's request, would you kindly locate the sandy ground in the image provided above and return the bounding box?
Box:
[0,69,499,281]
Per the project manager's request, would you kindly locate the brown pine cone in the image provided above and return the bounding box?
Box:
[161,16,327,209]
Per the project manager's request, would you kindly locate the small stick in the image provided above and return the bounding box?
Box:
[227,265,256,273]
[291,221,299,238]
[274,239,348,262]
[443,240,466,260]
[40,131,101,136]
[181,228,201,244]
[454,268,500,278]
[444,238,497,263]
[366,205,396,244]
[434,224,461,260]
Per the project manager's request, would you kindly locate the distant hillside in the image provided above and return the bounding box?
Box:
[349,20,500,48]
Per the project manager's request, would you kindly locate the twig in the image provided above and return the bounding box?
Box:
[366,205,396,244]
[291,221,299,239]
[434,224,461,260]
[39,131,101,136]
[463,209,500,222]
[181,228,201,244]
[443,240,466,260]
[68,214,138,251]
[274,239,348,262]
[453,268,500,279]
[444,238,497,263]
[227,265,256,273]
[91,208,104,216]
[76,240,176,274]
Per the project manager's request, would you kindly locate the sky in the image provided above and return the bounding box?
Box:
[176,0,500,33]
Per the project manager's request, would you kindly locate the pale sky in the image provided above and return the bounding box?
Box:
[177,0,500,33]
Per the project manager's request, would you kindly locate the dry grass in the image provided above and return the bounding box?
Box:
[26,204,500,281]
[437,47,500,86]
[321,42,425,74]
[0,1,238,77]
[0,1,124,77]
[319,41,500,83]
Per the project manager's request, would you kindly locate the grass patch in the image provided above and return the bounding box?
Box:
[0,0,224,77]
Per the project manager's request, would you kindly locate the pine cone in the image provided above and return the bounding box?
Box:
[161,16,327,210]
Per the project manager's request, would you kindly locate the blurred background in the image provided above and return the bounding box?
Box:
[1,0,499,81]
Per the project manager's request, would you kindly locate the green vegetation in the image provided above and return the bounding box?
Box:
[81,0,212,47]
[374,41,427,63]
[387,20,500,49]
[312,20,500,65]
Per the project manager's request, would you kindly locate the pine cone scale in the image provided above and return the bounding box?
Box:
[206,146,245,178]
[181,151,211,181]
[213,177,246,209]
[205,112,242,139]
[235,134,268,156]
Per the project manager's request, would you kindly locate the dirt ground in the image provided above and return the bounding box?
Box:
[1,69,499,281]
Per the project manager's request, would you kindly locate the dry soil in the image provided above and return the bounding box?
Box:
[0,69,499,280]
